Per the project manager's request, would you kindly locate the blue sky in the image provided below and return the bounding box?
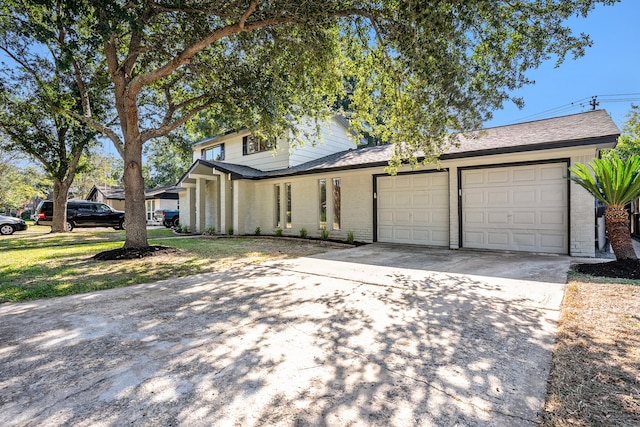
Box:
[484,0,640,131]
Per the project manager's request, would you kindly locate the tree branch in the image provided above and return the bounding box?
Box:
[64,109,125,157]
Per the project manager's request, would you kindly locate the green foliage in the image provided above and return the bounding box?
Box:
[0,153,50,211]
[569,155,640,206]
[346,231,355,245]
[320,227,329,240]
[144,131,194,187]
[71,153,122,198]
[602,105,640,161]
[180,225,191,234]
[205,226,216,235]
[0,0,616,244]
[299,228,308,238]
[275,228,283,237]
[227,227,234,236]
[254,226,261,236]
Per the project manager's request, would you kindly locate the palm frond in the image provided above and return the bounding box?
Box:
[569,155,640,206]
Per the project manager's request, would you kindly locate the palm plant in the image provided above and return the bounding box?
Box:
[569,155,640,260]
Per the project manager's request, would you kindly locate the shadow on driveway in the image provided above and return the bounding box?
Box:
[0,245,568,426]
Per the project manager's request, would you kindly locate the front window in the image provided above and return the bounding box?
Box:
[275,184,281,228]
[319,179,326,229]
[285,182,292,228]
[201,143,225,161]
[243,135,275,155]
[146,200,155,220]
[332,178,341,230]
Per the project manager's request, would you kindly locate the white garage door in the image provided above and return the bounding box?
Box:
[377,172,449,246]
[461,163,568,254]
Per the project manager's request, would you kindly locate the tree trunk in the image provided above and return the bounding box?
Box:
[122,138,149,249]
[605,204,637,260]
[50,179,70,233]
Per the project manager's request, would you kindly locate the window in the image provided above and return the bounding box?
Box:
[274,184,281,228]
[201,143,225,161]
[146,200,155,221]
[332,178,341,230]
[319,179,327,228]
[285,182,292,228]
[243,135,275,155]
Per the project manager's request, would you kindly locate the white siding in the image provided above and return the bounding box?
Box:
[288,117,357,166]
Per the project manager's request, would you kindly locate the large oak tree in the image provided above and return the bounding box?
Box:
[0,0,618,249]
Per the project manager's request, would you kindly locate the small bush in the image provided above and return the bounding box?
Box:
[275,228,283,237]
[180,225,191,234]
[346,231,354,244]
[254,226,261,236]
[299,227,307,238]
[320,227,329,240]
[205,226,216,235]
[227,226,234,235]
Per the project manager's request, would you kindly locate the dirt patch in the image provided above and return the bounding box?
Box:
[574,259,640,279]
[541,281,640,425]
[92,245,180,260]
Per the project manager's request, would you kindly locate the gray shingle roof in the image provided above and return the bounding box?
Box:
[185,110,620,181]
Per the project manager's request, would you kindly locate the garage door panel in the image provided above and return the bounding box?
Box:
[488,170,509,183]
[512,212,536,225]
[462,163,567,254]
[377,172,449,246]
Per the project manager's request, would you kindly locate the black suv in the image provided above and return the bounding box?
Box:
[34,200,125,232]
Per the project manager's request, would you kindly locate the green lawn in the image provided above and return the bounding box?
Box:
[0,228,333,302]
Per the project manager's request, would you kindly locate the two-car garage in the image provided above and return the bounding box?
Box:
[375,161,569,254]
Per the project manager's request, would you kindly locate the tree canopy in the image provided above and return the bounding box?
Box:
[603,105,640,161]
[0,0,618,249]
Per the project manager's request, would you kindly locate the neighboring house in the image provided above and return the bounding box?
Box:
[178,111,620,257]
[87,185,179,222]
[86,185,126,211]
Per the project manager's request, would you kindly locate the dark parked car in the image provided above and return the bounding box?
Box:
[0,215,28,235]
[34,200,124,232]
[154,209,179,228]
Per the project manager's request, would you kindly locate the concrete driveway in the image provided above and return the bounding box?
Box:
[0,244,569,426]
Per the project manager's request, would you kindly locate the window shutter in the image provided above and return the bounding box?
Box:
[242,136,248,155]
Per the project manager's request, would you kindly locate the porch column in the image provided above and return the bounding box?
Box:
[195,177,206,233]
[185,186,196,231]
[219,175,227,234]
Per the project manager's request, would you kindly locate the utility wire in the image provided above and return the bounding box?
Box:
[497,93,640,125]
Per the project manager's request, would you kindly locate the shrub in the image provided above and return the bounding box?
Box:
[275,228,283,237]
[254,226,261,236]
[205,226,216,235]
[227,226,234,235]
[180,225,191,234]
[320,227,329,240]
[346,231,354,244]
[299,227,307,238]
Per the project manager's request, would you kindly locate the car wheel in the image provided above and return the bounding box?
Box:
[64,221,74,232]
[172,218,180,228]
[118,219,125,230]
[0,224,15,235]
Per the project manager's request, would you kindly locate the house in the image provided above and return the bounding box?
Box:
[177,110,620,257]
[87,184,179,222]
[86,185,126,211]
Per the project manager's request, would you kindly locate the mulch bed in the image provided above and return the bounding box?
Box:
[93,245,181,261]
[574,259,640,280]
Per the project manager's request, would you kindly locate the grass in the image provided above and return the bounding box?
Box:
[541,275,640,425]
[0,229,335,302]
